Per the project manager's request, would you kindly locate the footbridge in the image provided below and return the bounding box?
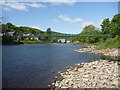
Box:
[13,34,113,38]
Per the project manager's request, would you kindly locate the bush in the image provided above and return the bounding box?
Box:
[2,35,14,44]
[97,37,120,49]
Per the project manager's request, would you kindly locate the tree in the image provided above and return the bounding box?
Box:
[43,28,52,41]
[110,14,120,36]
[2,34,14,44]
[46,28,52,34]
[79,25,101,43]
[101,18,110,34]
[81,25,97,34]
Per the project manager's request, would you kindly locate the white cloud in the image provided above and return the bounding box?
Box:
[0,2,45,11]
[26,3,45,8]
[53,19,60,23]
[28,25,41,29]
[15,25,41,29]
[42,0,76,5]
[81,19,103,28]
[0,0,119,2]
[81,21,94,28]
[58,15,83,23]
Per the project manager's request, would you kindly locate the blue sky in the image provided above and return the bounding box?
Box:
[1,2,118,34]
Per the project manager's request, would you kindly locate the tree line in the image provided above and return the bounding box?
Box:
[1,14,120,47]
[71,14,120,47]
[1,23,63,44]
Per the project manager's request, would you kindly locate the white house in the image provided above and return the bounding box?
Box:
[34,37,39,41]
[58,39,66,43]
[23,33,30,36]
[8,32,14,36]
[66,40,70,43]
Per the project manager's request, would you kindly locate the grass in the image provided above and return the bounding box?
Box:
[20,40,56,44]
[20,40,39,44]
[96,37,120,50]
[74,35,120,50]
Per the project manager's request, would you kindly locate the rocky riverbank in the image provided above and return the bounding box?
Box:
[74,46,119,60]
[53,60,120,88]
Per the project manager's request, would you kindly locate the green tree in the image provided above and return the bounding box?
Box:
[81,25,98,34]
[46,28,52,34]
[2,34,14,44]
[80,25,101,43]
[43,28,52,41]
[110,14,120,36]
[101,18,110,34]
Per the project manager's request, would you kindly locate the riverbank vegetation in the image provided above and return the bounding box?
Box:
[1,14,120,49]
[72,14,120,49]
[1,23,64,44]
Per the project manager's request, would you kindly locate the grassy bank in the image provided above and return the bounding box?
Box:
[73,35,120,50]
[96,35,120,49]
[2,40,57,45]
[20,40,56,44]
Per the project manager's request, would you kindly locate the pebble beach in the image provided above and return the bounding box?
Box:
[52,46,120,88]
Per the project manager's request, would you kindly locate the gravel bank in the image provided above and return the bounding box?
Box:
[53,60,120,88]
[74,46,119,60]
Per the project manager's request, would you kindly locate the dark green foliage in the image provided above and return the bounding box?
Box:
[2,34,14,44]
[2,14,120,47]
[79,25,101,43]
[2,23,65,44]
[110,14,120,36]
[101,14,120,36]
[81,25,100,34]
[96,14,120,49]
[101,18,111,34]
[72,14,120,49]
[97,37,120,49]
[46,28,52,34]
[2,23,44,35]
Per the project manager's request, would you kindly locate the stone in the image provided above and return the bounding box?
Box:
[53,59,119,88]
[61,86,68,88]
[55,83,59,87]
[52,83,55,85]
[55,76,57,79]
[48,85,51,87]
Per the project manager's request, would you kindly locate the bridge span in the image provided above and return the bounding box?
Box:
[13,34,113,37]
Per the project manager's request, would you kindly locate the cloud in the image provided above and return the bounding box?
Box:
[29,25,41,29]
[0,2,45,11]
[58,15,83,23]
[15,25,41,29]
[53,19,60,23]
[81,21,94,28]
[0,0,119,2]
[42,0,76,5]
[81,19,103,28]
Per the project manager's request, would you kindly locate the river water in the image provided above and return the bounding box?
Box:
[2,44,101,88]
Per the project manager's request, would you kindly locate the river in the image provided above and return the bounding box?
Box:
[2,44,102,88]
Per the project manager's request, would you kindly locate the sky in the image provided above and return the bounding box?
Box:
[1,1,119,34]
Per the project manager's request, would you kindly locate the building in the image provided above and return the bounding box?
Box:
[75,41,81,43]
[66,40,70,43]
[58,39,66,43]
[8,32,15,36]
[23,33,30,36]
[34,37,39,41]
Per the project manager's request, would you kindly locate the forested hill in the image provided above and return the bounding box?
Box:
[2,23,64,35]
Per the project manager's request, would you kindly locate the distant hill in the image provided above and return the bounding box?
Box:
[2,23,65,35]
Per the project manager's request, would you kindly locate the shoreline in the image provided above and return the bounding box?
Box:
[2,42,58,45]
[52,45,120,88]
[53,59,120,88]
[74,45,119,60]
